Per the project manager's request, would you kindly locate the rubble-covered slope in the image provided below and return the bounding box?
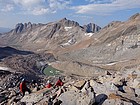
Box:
[54,13,140,73]
[0,68,140,105]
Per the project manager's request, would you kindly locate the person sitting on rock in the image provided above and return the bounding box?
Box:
[45,80,52,88]
[20,78,31,97]
[55,77,63,87]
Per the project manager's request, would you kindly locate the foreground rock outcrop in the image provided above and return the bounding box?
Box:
[0,68,139,105]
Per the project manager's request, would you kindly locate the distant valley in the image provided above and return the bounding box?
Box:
[0,27,11,34]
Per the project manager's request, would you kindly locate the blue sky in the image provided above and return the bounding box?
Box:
[0,0,140,28]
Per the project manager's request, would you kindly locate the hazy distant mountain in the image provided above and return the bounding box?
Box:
[0,27,11,33]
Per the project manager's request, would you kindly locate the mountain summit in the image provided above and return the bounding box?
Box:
[59,18,80,27]
[13,22,44,34]
[83,23,101,33]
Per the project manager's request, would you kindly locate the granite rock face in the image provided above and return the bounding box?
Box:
[83,23,101,33]
[0,18,100,52]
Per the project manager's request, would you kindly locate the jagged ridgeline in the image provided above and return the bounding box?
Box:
[0,18,101,52]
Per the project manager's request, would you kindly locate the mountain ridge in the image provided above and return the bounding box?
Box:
[0,18,101,52]
[11,18,101,34]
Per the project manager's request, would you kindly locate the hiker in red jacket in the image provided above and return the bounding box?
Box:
[45,80,52,88]
[55,77,63,87]
[20,78,31,97]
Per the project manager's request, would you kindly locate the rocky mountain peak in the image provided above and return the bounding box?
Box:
[59,18,79,27]
[60,17,67,21]
[14,22,37,34]
[129,13,140,20]
[15,23,24,33]
[83,23,101,33]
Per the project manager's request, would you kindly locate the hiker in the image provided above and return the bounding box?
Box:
[20,78,31,97]
[45,80,52,88]
[55,77,63,87]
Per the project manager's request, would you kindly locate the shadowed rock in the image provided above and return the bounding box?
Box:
[0,46,33,59]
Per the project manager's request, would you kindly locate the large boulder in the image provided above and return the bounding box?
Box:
[111,75,124,86]
[95,94,108,104]
[125,70,140,88]
[98,75,113,84]
[81,80,90,93]
[89,79,97,87]
[69,86,80,92]
[74,80,86,89]
[20,88,51,104]
[92,81,118,96]
[20,93,44,104]
[123,86,135,96]
[135,88,140,97]
[58,91,81,105]
[58,89,95,105]
[132,78,140,88]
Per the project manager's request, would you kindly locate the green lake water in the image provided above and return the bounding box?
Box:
[43,65,62,76]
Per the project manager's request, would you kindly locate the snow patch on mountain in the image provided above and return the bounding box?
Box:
[85,33,94,37]
[0,66,11,70]
[64,27,72,31]
[61,38,76,47]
